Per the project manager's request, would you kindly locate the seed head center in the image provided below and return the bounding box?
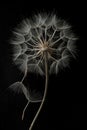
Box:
[39,42,49,52]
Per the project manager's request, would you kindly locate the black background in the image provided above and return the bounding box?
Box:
[0,1,86,129]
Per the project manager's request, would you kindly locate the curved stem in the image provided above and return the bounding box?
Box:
[29,53,48,130]
[21,64,27,83]
[22,100,30,120]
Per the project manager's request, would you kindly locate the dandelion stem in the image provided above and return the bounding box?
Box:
[21,64,28,82]
[22,100,30,120]
[29,53,48,130]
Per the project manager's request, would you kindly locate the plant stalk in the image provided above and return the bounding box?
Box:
[29,53,48,130]
[22,100,30,120]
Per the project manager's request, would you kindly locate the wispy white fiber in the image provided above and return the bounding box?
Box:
[11,13,77,75]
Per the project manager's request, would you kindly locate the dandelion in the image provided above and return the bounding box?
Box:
[9,13,77,130]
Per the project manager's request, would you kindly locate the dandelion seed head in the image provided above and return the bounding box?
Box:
[11,13,77,75]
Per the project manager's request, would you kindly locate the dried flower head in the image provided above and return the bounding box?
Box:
[9,13,78,130]
[11,13,77,75]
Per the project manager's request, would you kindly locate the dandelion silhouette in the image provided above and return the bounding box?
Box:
[9,13,77,130]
